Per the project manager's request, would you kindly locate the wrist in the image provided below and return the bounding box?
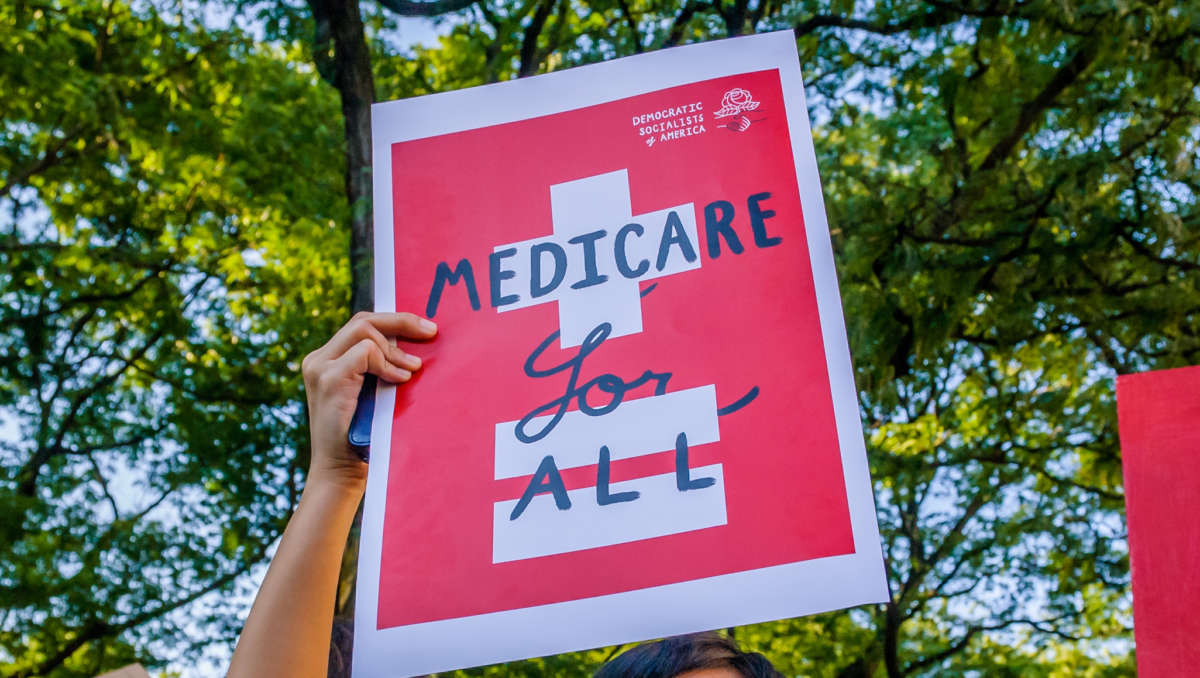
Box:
[302,467,367,507]
[305,435,369,494]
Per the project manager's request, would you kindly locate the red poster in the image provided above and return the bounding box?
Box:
[354,32,887,676]
[1117,365,1200,676]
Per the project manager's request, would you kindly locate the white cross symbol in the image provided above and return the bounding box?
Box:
[494,169,702,348]
[489,170,725,561]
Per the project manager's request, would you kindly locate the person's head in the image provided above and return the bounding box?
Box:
[594,632,784,678]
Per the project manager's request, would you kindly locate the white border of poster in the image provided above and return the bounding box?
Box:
[355,30,889,677]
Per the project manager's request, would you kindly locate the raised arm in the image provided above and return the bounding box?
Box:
[228,312,437,678]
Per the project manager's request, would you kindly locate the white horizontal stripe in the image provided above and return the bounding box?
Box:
[494,385,719,479]
[493,464,726,563]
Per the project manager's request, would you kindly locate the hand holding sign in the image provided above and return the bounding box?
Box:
[300,312,436,491]
[232,312,436,678]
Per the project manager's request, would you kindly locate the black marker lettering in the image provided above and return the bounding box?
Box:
[615,223,649,278]
[717,386,759,416]
[656,210,697,271]
[530,241,567,298]
[489,247,519,307]
[596,445,640,506]
[675,432,715,491]
[748,192,781,248]
[516,323,672,444]
[703,200,743,259]
[425,259,480,318]
[568,229,609,289]
[510,455,571,520]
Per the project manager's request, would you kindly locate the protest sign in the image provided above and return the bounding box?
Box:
[354,30,888,676]
[1116,365,1200,676]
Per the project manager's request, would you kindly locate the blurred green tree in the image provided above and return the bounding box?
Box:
[1,0,1197,677]
[0,1,348,675]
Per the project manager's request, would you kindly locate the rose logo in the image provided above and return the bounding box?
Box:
[715,88,760,118]
[715,87,763,132]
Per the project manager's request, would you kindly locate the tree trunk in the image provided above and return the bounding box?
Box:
[883,600,903,678]
[307,2,375,675]
[310,0,376,315]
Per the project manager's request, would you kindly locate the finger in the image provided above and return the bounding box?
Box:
[362,312,438,341]
[319,319,397,369]
[326,338,412,388]
[317,314,386,360]
[351,320,422,371]
[321,312,437,360]
[321,313,433,367]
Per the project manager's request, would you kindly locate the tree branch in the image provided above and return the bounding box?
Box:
[16,328,166,496]
[615,0,643,52]
[977,39,1099,172]
[373,0,476,16]
[10,546,267,678]
[903,614,1078,674]
[0,124,88,200]
[86,453,122,520]
[663,1,706,48]
[518,0,555,77]
[794,9,960,39]
[719,0,750,36]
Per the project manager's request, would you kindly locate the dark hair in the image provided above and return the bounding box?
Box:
[328,618,354,678]
[594,632,784,678]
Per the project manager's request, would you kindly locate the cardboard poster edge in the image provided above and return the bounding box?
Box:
[353,29,889,677]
